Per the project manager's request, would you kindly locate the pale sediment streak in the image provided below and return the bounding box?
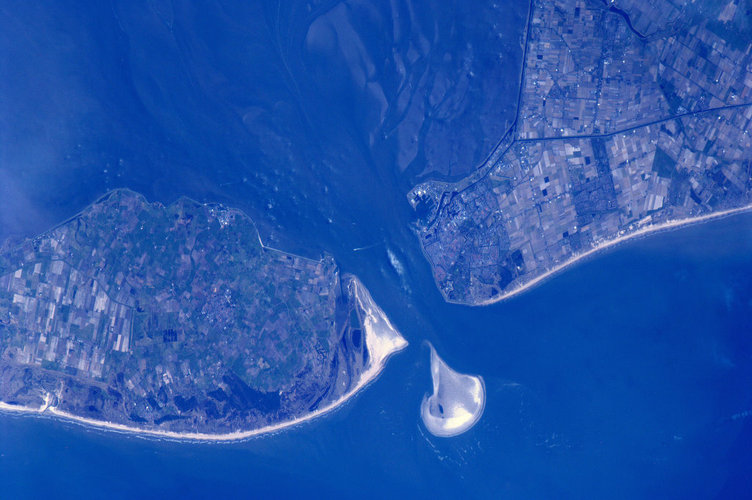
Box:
[421,344,486,437]
[0,277,407,442]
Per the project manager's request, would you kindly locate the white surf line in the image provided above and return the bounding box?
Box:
[479,204,752,306]
[0,278,407,442]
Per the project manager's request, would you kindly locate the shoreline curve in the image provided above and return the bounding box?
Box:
[448,204,752,307]
[0,277,407,442]
[420,344,486,437]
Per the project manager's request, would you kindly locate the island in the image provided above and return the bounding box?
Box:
[408,0,752,306]
[0,189,407,440]
[421,344,486,437]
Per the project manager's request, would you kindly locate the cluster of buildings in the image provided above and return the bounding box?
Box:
[415,0,752,305]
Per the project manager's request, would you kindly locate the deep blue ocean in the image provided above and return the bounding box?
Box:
[1,1,752,498]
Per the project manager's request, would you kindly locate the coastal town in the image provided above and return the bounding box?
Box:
[409,0,752,305]
[0,190,385,435]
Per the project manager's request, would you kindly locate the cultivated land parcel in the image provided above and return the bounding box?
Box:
[0,190,406,438]
[409,0,752,305]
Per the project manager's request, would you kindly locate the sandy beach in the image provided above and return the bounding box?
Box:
[0,278,407,442]
[421,343,486,437]
[478,204,752,306]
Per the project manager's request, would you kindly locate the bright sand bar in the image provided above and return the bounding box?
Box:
[0,277,407,442]
[420,344,486,437]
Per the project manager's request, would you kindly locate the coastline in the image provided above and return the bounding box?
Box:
[0,277,408,442]
[421,343,486,438]
[476,204,752,306]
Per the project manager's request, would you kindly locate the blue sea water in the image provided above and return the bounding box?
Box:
[1,1,752,498]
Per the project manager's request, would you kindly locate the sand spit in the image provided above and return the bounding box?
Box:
[421,344,486,437]
[0,277,407,442]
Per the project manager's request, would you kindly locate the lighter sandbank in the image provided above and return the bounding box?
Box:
[421,344,486,437]
[478,205,752,306]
